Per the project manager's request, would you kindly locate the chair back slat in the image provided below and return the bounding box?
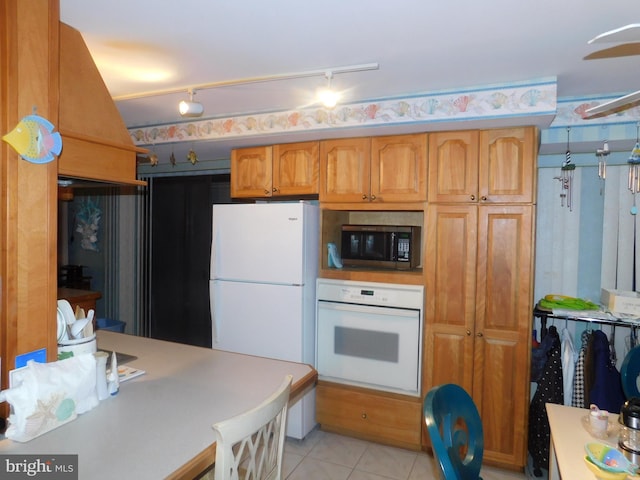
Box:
[424,383,483,480]
[213,375,292,480]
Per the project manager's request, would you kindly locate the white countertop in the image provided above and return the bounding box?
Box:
[0,331,317,479]
[546,403,620,480]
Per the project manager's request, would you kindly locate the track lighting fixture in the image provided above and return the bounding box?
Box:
[116,63,379,116]
[318,71,340,109]
[178,89,204,117]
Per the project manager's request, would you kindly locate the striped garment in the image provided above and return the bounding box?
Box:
[571,330,590,408]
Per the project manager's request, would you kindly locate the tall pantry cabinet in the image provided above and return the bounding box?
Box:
[423,127,537,469]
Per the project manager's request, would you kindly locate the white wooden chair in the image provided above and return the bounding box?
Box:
[212,375,292,480]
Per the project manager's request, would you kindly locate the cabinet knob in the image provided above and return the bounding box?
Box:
[470,195,476,201]
[264,189,270,195]
[362,194,368,200]
[466,329,471,336]
[272,187,279,193]
[476,332,483,337]
[480,196,487,201]
[370,195,376,201]
[361,412,367,419]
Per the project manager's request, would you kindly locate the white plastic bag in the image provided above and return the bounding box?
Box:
[1,354,98,442]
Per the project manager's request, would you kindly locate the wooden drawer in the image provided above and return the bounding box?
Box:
[316,382,422,450]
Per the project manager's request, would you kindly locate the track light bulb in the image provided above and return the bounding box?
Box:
[318,72,340,108]
[318,89,340,108]
[179,89,204,117]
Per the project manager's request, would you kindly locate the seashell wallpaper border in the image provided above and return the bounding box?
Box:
[550,96,640,127]
[129,78,559,148]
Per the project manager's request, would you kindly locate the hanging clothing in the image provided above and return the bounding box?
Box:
[561,327,576,406]
[584,332,597,405]
[609,327,617,367]
[528,326,563,475]
[572,330,591,408]
[531,324,560,382]
[587,330,626,413]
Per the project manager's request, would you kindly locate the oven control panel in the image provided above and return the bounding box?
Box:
[338,286,391,303]
[316,278,423,309]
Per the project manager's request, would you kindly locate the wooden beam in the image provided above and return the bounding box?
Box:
[0,0,60,418]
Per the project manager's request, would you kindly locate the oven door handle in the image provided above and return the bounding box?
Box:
[317,300,420,318]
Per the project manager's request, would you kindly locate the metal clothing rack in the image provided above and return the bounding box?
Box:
[533,306,639,347]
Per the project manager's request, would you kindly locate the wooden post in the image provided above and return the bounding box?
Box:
[0,0,60,418]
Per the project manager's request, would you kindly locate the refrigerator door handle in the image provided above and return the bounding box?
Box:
[210,282,219,345]
[210,223,217,281]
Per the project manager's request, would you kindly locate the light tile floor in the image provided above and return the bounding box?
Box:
[283,429,531,480]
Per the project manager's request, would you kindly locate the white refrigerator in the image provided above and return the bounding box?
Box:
[209,201,319,439]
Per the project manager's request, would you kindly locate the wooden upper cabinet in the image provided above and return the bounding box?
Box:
[479,127,537,204]
[428,127,537,204]
[371,134,427,202]
[320,137,371,202]
[272,142,319,196]
[320,134,426,203]
[230,146,273,198]
[231,142,319,198]
[428,130,479,203]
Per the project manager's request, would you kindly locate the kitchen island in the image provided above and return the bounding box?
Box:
[0,331,317,479]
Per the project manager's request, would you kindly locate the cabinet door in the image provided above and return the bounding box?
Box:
[423,204,477,395]
[473,204,534,467]
[479,127,537,203]
[427,130,479,203]
[319,138,371,202]
[230,146,273,198]
[371,134,427,202]
[272,141,319,196]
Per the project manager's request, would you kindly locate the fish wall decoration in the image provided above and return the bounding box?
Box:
[2,114,62,164]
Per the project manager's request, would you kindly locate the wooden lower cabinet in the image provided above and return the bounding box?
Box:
[316,382,422,450]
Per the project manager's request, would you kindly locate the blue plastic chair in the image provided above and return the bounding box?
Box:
[621,345,640,398]
[423,384,484,480]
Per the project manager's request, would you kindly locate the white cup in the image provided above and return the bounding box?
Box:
[94,351,109,401]
[590,409,609,436]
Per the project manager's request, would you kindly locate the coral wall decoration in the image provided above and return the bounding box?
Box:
[129,79,558,148]
[75,198,101,252]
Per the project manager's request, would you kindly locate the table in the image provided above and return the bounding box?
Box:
[0,331,317,479]
[546,403,620,480]
[58,287,102,316]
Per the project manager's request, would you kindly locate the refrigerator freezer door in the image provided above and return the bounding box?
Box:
[210,280,306,362]
[211,203,313,285]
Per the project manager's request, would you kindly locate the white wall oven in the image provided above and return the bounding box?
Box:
[316,279,424,396]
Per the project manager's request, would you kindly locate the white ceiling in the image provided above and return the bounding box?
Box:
[59,1,640,161]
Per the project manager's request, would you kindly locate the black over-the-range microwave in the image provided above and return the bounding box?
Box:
[340,224,421,270]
